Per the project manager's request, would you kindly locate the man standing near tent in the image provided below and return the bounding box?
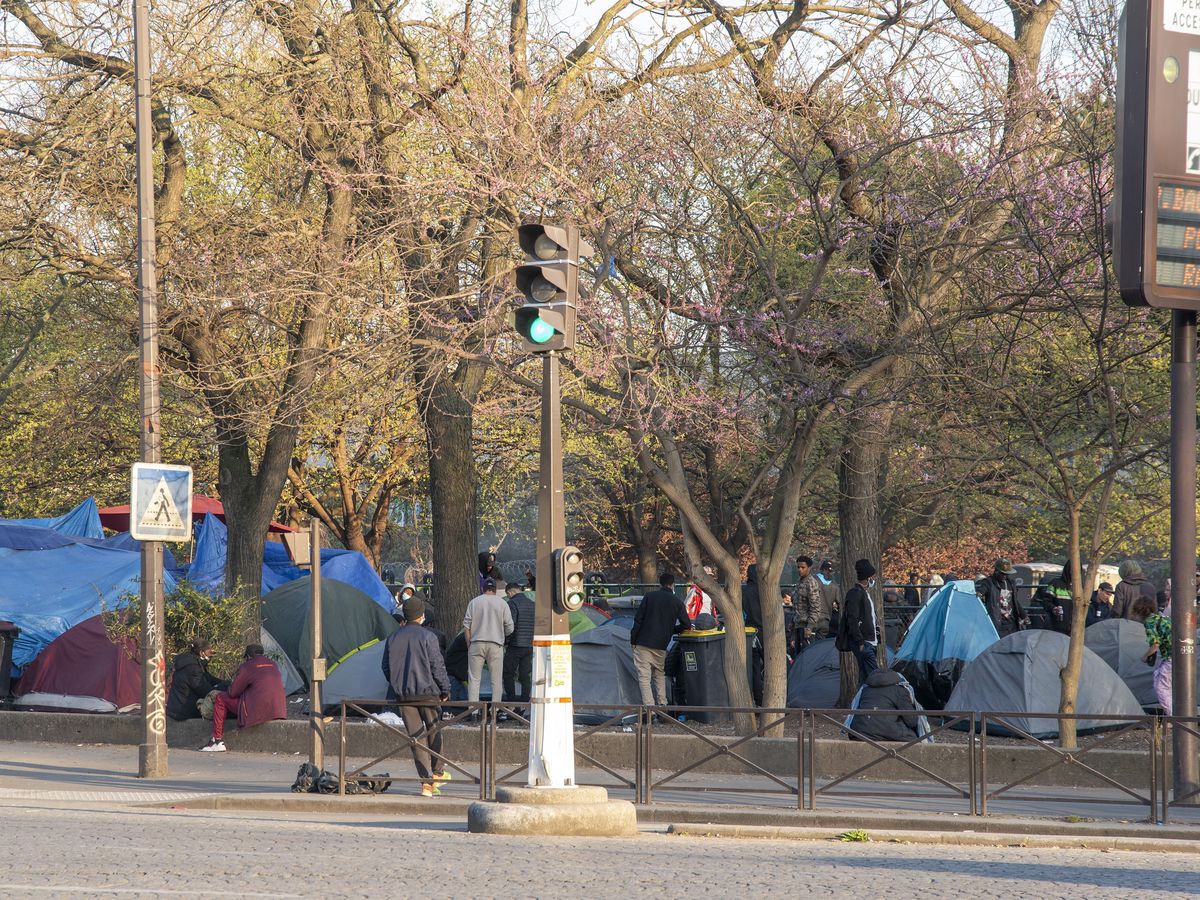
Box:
[793,555,829,649]
[199,644,285,752]
[816,560,841,631]
[502,580,535,713]
[836,559,880,681]
[630,572,693,707]
[462,577,512,712]
[383,596,452,796]
[976,559,1028,638]
[1113,560,1157,620]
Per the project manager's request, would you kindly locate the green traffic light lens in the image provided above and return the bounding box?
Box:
[529,317,556,343]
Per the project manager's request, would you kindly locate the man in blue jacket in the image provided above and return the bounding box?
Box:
[382,597,452,797]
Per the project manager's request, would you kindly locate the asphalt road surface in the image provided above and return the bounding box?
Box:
[2,803,1198,898]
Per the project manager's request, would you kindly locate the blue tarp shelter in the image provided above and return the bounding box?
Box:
[184,514,391,609]
[891,580,999,709]
[3,498,104,540]
[0,542,177,674]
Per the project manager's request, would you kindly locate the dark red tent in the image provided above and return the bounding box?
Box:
[97,494,294,533]
[13,615,142,713]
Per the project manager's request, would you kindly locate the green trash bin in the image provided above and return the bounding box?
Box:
[674,631,730,722]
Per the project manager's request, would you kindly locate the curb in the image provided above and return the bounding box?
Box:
[141,792,1199,842]
[664,822,1200,854]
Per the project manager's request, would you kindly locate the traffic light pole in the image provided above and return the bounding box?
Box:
[1170,309,1198,800]
[528,351,575,787]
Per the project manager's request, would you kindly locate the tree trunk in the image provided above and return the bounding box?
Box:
[838,402,891,668]
[422,374,479,636]
[1058,506,1086,749]
[636,547,658,585]
[838,651,861,707]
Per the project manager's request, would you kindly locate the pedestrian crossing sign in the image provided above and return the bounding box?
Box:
[130,463,193,541]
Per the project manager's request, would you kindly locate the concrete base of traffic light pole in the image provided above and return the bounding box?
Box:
[467,785,637,837]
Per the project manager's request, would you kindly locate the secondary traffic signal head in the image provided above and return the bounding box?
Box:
[512,224,593,352]
[552,545,586,613]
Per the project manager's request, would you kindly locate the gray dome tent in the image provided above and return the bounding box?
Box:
[786,638,894,709]
[1084,618,1157,708]
[321,639,389,713]
[946,629,1143,737]
[261,577,398,684]
[572,619,640,723]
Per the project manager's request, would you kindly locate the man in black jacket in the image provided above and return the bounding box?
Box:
[382,597,452,797]
[742,564,763,632]
[503,581,535,712]
[167,638,224,721]
[976,558,1028,638]
[836,558,880,681]
[630,572,693,707]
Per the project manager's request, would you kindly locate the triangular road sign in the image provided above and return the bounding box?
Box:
[139,476,185,530]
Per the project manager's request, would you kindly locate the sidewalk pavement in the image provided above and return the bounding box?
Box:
[3,739,1200,852]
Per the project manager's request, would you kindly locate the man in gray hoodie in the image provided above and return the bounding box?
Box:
[1113,560,1157,620]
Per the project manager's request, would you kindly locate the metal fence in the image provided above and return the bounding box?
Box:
[333,699,1200,823]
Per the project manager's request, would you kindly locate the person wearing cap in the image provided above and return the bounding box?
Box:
[815,560,841,631]
[198,643,285,752]
[1086,582,1117,628]
[382,597,453,796]
[835,558,881,681]
[462,577,513,710]
[976,558,1028,638]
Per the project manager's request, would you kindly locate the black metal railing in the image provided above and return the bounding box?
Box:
[808,709,976,813]
[978,711,1158,821]
[328,698,1200,824]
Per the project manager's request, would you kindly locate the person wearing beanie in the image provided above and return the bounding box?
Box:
[836,558,881,681]
[1113,560,1157,620]
[382,596,452,796]
[198,643,285,752]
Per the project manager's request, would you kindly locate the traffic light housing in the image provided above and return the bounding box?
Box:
[552,545,586,613]
[513,224,593,352]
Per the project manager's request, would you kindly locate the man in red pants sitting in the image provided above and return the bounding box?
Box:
[198,643,286,752]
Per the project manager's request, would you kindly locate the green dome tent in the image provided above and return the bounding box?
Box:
[261,577,398,684]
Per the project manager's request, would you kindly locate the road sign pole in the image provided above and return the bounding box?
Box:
[309,520,325,771]
[1170,309,1199,798]
[133,0,166,779]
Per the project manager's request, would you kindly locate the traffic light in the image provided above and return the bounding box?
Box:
[552,545,586,613]
[513,224,593,352]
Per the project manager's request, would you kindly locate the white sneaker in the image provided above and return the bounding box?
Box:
[198,739,226,752]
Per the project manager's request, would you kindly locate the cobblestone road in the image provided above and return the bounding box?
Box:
[2,803,1198,899]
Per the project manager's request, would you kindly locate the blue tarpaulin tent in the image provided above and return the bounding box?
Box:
[184,514,293,596]
[3,498,104,540]
[0,542,177,674]
[891,580,999,710]
[0,522,78,551]
[184,513,391,609]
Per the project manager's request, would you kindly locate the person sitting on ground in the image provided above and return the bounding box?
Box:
[847,669,921,743]
[167,638,225,722]
[198,644,285,752]
[382,597,452,797]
